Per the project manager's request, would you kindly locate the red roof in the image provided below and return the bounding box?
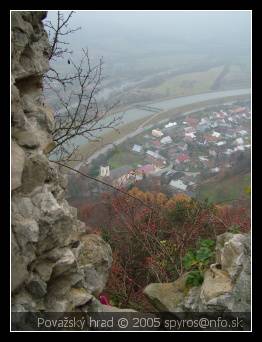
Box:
[185,117,199,127]
[232,107,246,113]
[176,153,190,162]
[204,134,218,142]
[136,164,155,174]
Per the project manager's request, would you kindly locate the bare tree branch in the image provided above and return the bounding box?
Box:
[43,11,122,162]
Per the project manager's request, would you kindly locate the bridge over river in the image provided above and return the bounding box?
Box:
[68,88,250,161]
[134,104,163,113]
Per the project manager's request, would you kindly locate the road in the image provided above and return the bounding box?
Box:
[75,89,250,169]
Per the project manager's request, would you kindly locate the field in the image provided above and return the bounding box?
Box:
[152,66,224,97]
[108,149,145,169]
[133,53,209,73]
[215,64,251,90]
[196,173,251,204]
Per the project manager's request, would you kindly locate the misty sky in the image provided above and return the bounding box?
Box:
[46,10,251,53]
[45,10,251,86]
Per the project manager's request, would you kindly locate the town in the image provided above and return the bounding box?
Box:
[68,99,251,201]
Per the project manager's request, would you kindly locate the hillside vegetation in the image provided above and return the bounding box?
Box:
[196,172,251,204]
[77,189,250,310]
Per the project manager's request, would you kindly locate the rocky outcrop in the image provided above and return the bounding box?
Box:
[11,11,113,313]
[144,232,251,313]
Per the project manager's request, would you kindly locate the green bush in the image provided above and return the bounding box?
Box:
[183,238,215,287]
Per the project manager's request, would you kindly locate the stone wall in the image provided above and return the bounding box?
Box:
[11,11,113,312]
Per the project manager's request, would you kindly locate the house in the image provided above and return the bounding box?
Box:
[220,110,228,116]
[169,179,187,191]
[234,145,245,152]
[146,156,166,169]
[136,164,155,176]
[165,122,177,128]
[146,150,165,160]
[176,153,190,164]
[185,132,196,139]
[132,144,142,153]
[216,141,226,146]
[212,131,221,138]
[185,117,199,127]
[224,149,234,155]
[199,117,209,125]
[160,136,173,144]
[214,111,227,119]
[204,134,218,143]
[199,156,209,162]
[152,129,164,138]
[211,167,220,173]
[231,107,246,114]
[100,166,110,177]
[110,166,134,187]
[234,137,244,145]
[184,126,196,133]
[238,130,248,136]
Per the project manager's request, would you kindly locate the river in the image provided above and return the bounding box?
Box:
[71,88,250,169]
[72,88,250,147]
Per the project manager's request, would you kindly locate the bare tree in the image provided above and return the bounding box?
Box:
[44,11,122,162]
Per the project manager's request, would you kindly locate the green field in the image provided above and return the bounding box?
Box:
[151,66,224,97]
[108,150,145,169]
[196,173,251,204]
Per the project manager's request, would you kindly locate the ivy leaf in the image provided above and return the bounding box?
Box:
[183,251,197,270]
[186,270,204,287]
[199,239,215,249]
[196,246,213,262]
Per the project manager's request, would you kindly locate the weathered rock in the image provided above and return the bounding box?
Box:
[31,185,66,223]
[12,196,40,221]
[11,140,25,190]
[12,218,39,247]
[144,232,251,313]
[216,233,249,280]
[11,11,113,315]
[49,248,76,278]
[21,94,39,113]
[200,267,233,303]
[11,232,29,292]
[68,288,93,307]
[32,260,54,282]
[26,274,47,298]
[14,129,40,148]
[143,273,191,312]
[11,84,26,128]
[77,234,113,295]
[11,11,50,80]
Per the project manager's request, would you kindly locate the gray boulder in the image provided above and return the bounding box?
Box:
[144,232,251,313]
